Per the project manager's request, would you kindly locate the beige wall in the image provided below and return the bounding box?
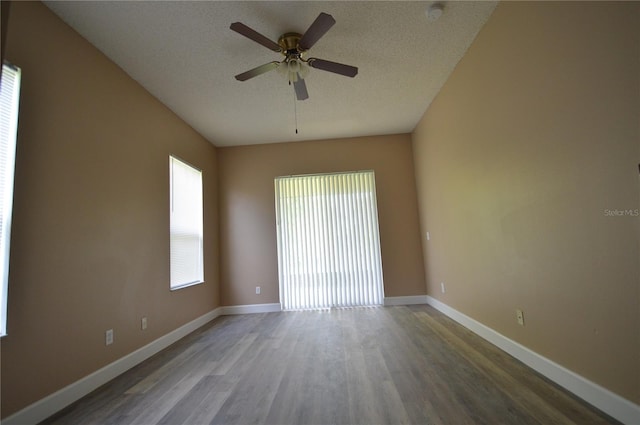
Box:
[218,134,426,306]
[412,1,639,404]
[1,2,219,417]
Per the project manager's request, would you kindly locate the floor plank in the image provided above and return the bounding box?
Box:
[41,305,620,425]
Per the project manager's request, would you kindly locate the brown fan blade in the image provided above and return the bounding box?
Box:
[308,58,358,77]
[235,61,280,81]
[230,22,282,52]
[293,76,309,101]
[298,12,336,51]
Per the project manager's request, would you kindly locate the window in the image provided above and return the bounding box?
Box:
[0,63,21,336]
[275,171,384,310]
[169,156,203,290]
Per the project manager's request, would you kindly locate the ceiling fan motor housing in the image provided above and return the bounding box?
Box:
[278,32,305,56]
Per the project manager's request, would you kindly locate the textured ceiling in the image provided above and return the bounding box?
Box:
[43,1,497,147]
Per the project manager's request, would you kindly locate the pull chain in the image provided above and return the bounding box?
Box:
[291,82,299,134]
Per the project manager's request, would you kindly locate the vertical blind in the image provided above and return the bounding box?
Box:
[169,156,204,290]
[275,171,384,310]
[0,64,21,336]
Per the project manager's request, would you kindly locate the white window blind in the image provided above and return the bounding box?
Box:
[0,64,21,336]
[169,156,203,290]
[275,171,384,310]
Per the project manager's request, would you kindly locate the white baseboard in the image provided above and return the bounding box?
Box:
[384,295,428,306]
[2,308,223,425]
[221,303,282,315]
[426,296,640,425]
[8,298,638,425]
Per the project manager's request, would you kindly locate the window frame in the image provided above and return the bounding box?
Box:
[169,155,204,291]
[0,62,22,336]
[274,170,385,310]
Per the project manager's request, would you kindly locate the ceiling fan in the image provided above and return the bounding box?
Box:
[230,12,358,101]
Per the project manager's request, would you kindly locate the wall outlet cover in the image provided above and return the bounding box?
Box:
[105,329,114,345]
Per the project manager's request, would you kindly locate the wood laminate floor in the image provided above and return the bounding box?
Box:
[42,305,619,425]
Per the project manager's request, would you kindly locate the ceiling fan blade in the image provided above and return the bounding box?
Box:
[293,76,309,101]
[235,61,280,81]
[230,22,282,52]
[298,12,336,50]
[308,58,358,77]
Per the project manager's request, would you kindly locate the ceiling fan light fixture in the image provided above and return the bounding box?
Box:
[298,62,310,79]
[278,58,310,83]
[288,58,301,74]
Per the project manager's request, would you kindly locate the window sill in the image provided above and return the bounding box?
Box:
[170,280,204,291]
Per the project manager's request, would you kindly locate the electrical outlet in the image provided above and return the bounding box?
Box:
[441,282,446,293]
[256,286,261,295]
[105,329,114,346]
[141,317,147,330]
[426,231,430,241]
[516,309,525,326]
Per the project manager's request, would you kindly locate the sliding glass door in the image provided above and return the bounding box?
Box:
[275,171,384,310]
